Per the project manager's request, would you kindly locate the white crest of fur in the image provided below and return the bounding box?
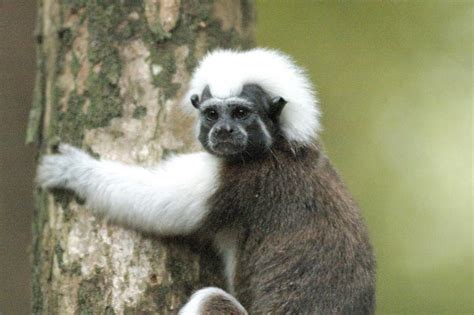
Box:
[185,48,321,145]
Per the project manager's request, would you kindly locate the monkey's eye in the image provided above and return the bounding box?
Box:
[232,107,250,120]
[203,109,218,121]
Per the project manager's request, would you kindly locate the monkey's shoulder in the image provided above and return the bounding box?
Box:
[207,147,361,227]
[216,147,349,203]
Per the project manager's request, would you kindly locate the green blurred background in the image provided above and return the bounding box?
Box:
[256,1,473,313]
[0,1,472,314]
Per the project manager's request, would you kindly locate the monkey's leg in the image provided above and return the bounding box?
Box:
[37,144,220,236]
[179,287,247,315]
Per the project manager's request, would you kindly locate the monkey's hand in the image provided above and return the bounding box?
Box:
[36,144,96,195]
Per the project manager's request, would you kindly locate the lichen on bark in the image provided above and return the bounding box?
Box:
[29,0,254,313]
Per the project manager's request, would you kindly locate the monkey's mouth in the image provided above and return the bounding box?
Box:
[209,140,246,156]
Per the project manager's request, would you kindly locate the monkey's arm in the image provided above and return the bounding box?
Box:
[37,144,220,235]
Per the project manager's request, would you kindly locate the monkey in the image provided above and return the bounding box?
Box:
[37,48,376,314]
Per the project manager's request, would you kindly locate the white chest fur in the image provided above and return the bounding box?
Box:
[214,229,238,294]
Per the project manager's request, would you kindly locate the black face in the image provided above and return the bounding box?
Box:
[191,85,287,160]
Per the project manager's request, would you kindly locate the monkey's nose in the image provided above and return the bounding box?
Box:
[215,125,234,138]
[223,125,234,133]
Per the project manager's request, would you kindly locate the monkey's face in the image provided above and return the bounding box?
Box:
[191,85,287,160]
[197,101,270,158]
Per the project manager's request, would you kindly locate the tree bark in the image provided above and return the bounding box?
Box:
[28,1,254,313]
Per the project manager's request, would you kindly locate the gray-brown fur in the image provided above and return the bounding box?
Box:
[202,140,375,314]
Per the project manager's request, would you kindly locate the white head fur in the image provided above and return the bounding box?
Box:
[184,48,321,146]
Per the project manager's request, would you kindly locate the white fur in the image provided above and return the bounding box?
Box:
[37,144,220,235]
[256,117,272,147]
[214,230,238,294]
[185,48,321,145]
[179,287,247,315]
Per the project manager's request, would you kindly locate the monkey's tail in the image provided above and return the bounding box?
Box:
[179,287,248,315]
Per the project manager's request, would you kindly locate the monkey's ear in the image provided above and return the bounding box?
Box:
[269,96,287,119]
[190,94,200,109]
[201,85,212,101]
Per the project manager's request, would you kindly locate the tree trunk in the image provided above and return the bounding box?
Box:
[28,1,254,313]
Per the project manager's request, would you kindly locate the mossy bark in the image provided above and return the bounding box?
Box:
[29,1,254,313]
